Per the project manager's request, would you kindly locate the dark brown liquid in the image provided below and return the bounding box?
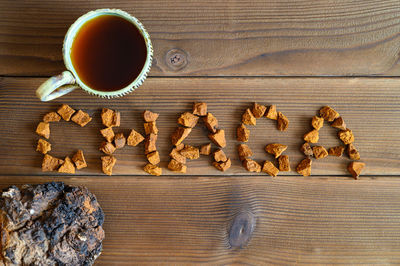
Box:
[71,15,147,92]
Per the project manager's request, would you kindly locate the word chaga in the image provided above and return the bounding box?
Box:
[237,103,290,177]
[35,104,90,174]
[297,106,365,178]
[168,102,231,173]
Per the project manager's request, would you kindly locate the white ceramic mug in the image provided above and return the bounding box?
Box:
[36,9,153,101]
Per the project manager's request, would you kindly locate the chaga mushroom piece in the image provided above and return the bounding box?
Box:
[36,122,50,139]
[114,133,126,149]
[100,127,115,143]
[303,129,319,143]
[338,129,355,145]
[42,154,63,172]
[265,105,278,120]
[169,147,187,164]
[331,117,346,130]
[99,141,116,155]
[296,158,312,176]
[101,155,116,176]
[144,122,159,135]
[43,112,61,123]
[347,143,360,160]
[319,106,339,122]
[265,143,288,158]
[36,139,51,154]
[143,163,162,176]
[199,143,211,156]
[101,108,120,127]
[171,127,192,146]
[168,159,187,173]
[203,113,218,133]
[238,144,253,160]
[311,116,324,130]
[213,149,227,162]
[213,158,231,172]
[242,159,261,173]
[328,146,345,157]
[312,146,328,159]
[262,161,279,177]
[143,110,159,122]
[277,112,289,131]
[178,112,199,128]
[58,156,75,174]
[242,108,256,126]
[57,104,76,121]
[208,129,226,148]
[348,161,365,179]
[278,155,290,172]
[72,149,87,169]
[71,110,92,127]
[192,102,207,116]
[127,129,145,147]
[300,142,314,157]
[144,133,158,154]
[251,103,267,118]
[146,151,160,165]
[0,182,105,265]
[180,145,200,160]
[236,123,250,142]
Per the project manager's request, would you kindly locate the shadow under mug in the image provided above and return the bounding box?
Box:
[36,9,153,101]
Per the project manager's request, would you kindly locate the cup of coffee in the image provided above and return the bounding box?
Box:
[36,9,152,101]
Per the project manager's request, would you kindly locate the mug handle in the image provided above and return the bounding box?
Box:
[36,71,80,101]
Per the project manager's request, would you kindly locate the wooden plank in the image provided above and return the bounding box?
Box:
[0,175,399,264]
[0,77,399,176]
[1,0,400,76]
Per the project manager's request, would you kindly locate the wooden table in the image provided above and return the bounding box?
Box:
[1,0,400,264]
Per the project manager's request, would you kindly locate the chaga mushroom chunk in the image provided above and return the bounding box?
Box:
[265,105,278,120]
[57,104,76,121]
[208,129,226,148]
[238,144,253,160]
[199,143,211,156]
[328,146,345,157]
[320,106,339,122]
[0,182,105,265]
[178,112,199,128]
[277,112,289,131]
[101,108,120,127]
[143,110,159,122]
[303,129,319,143]
[43,112,61,123]
[237,123,250,142]
[71,110,92,127]
[242,108,256,125]
[251,103,267,118]
[192,102,207,116]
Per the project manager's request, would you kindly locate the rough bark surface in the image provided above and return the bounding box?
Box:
[0,182,104,265]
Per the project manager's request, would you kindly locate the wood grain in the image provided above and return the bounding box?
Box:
[1,77,399,176]
[0,175,400,264]
[1,0,400,76]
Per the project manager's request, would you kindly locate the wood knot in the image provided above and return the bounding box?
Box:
[228,211,255,248]
[165,48,188,71]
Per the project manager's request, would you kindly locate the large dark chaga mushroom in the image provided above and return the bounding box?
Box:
[0,182,105,265]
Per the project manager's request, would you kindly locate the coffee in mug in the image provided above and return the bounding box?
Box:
[36,9,152,101]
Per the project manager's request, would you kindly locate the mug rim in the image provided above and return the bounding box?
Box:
[62,9,153,98]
